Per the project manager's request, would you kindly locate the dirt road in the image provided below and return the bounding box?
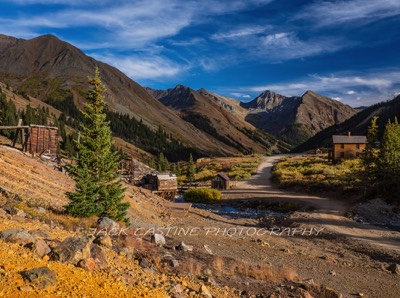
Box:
[225,155,400,252]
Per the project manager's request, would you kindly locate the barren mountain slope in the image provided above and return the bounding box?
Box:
[0,34,240,156]
[147,85,285,154]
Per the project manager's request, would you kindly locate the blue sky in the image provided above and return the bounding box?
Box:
[1,0,400,107]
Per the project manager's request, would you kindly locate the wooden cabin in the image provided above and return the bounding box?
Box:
[143,173,177,200]
[331,133,367,162]
[211,172,230,190]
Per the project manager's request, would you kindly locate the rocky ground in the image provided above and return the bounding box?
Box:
[0,146,399,297]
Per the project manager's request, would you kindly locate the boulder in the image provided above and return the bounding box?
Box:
[151,233,166,246]
[97,217,119,234]
[93,234,113,248]
[50,236,92,265]
[170,259,179,268]
[21,267,56,289]
[1,229,35,245]
[29,230,51,240]
[176,242,193,252]
[0,228,24,240]
[27,239,51,258]
[90,244,108,269]
[78,258,99,271]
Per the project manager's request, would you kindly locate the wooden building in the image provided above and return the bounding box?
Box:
[331,133,367,162]
[0,123,58,156]
[25,125,58,155]
[143,173,177,200]
[211,172,230,190]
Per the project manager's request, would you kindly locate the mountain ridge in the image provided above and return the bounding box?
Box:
[240,89,357,145]
[0,33,275,157]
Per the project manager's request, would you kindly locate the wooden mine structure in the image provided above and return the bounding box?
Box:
[117,158,136,184]
[211,172,230,190]
[0,122,58,156]
[143,173,178,200]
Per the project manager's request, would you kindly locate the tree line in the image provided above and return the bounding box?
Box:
[363,116,400,203]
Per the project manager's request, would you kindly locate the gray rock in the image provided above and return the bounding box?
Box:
[97,217,119,234]
[21,267,56,289]
[203,245,213,255]
[93,234,113,248]
[205,276,218,287]
[151,233,166,246]
[387,263,400,275]
[1,229,35,245]
[27,239,51,258]
[34,207,46,213]
[170,259,179,268]
[90,244,108,269]
[0,228,24,240]
[176,242,193,252]
[29,230,51,240]
[202,268,213,276]
[50,236,92,265]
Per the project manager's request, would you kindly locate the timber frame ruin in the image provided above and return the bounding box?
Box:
[0,121,58,156]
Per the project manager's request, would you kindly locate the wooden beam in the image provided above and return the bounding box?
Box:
[12,119,23,147]
[0,126,29,129]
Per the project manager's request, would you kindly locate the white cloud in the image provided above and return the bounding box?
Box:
[231,92,251,98]
[246,69,400,106]
[332,97,342,101]
[258,32,348,61]
[90,53,187,80]
[299,0,400,27]
[312,74,392,89]
[263,32,292,47]
[3,0,274,49]
[212,26,268,40]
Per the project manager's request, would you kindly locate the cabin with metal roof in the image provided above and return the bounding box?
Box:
[331,132,367,162]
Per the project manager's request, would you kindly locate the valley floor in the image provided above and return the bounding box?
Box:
[165,156,400,297]
[0,145,399,297]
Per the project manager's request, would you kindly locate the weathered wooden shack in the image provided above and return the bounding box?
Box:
[211,172,230,190]
[0,123,58,156]
[143,173,178,200]
[331,133,367,162]
[25,125,58,155]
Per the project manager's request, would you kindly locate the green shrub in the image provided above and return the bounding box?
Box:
[184,188,221,204]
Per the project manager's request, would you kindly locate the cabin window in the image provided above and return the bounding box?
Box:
[340,143,344,149]
[356,144,360,149]
[340,152,345,158]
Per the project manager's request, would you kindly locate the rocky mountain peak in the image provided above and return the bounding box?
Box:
[241,90,287,110]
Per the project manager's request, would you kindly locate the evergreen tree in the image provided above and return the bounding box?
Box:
[377,117,400,201]
[157,152,170,172]
[66,68,129,221]
[362,116,380,190]
[186,153,196,182]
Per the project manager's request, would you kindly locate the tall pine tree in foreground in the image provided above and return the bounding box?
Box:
[65,68,129,221]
